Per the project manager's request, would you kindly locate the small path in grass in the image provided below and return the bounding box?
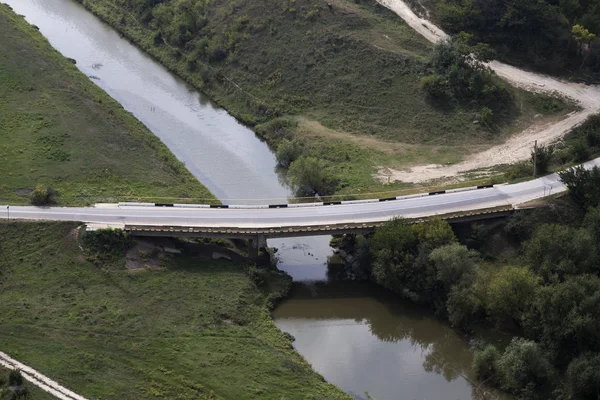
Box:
[375,0,600,184]
[0,351,88,400]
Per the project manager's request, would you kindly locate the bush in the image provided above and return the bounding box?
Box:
[275,139,302,168]
[30,184,58,206]
[571,139,591,162]
[288,156,337,196]
[420,74,447,98]
[8,369,23,387]
[472,345,500,384]
[83,228,133,261]
[565,353,600,400]
[531,144,554,175]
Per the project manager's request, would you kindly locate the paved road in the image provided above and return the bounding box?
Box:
[2,160,598,229]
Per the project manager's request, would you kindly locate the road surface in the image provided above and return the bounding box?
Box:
[3,160,598,231]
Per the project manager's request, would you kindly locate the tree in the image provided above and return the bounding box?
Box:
[29,184,58,206]
[430,243,478,290]
[523,223,597,281]
[573,24,596,55]
[288,156,337,197]
[495,338,556,398]
[484,266,540,324]
[411,218,457,249]
[371,218,417,254]
[565,353,600,400]
[559,166,600,210]
[472,344,500,384]
[524,275,600,367]
[275,139,302,168]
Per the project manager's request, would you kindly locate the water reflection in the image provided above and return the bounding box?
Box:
[274,281,507,400]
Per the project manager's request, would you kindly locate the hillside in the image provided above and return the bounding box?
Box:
[0,4,214,205]
[77,0,571,195]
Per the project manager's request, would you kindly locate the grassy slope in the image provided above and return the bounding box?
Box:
[78,0,571,195]
[0,4,215,205]
[0,365,57,399]
[0,221,350,400]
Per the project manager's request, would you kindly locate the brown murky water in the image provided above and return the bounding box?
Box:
[4,1,509,398]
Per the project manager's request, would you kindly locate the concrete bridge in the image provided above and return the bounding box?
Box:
[2,159,598,257]
[5,159,599,257]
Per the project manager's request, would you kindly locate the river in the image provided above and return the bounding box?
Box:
[3,0,503,398]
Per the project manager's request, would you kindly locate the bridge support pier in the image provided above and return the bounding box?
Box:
[248,235,267,261]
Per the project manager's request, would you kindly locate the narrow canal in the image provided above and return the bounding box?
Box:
[3,1,506,398]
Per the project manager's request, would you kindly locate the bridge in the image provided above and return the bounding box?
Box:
[2,159,598,257]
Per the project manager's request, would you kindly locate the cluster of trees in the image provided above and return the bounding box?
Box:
[420,34,513,128]
[433,0,600,76]
[335,165,600,399]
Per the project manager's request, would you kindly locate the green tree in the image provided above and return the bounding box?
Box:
[472,344,500,384]
[559,165,600,210]
[430,243,478,290]
[573,24,596,55]
[275,139,302,168]
[523,223,597,281]
[411,218,457,249]
[484,266,540,324]
[496,338,556,398]
[565,353,600,400]
[524,275,600,366]
[288,156,337,197]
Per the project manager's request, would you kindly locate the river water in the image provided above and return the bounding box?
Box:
[3,1,502,398]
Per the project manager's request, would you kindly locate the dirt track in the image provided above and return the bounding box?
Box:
[375,0,600,183]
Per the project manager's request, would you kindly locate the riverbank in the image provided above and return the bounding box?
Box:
[73,0,572,195]
[0,4,215,205]
[0,221,350,399]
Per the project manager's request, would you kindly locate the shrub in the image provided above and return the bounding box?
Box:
[420,74,447,98]
[288,156,337,196]
[30,184,58,206]
[571,139,591,162]
[479,107,493,128]
[531,144,554,175]
[275,139,302,168]
[83,228,133,260]
[8,369,23,387]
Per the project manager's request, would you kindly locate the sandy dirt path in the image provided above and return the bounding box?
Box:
[0,351,87,400]
[375,0,600,183]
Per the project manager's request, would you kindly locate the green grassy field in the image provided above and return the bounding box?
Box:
[0,221,350,399]
[0,4,215,205]
[77,0,572,196]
